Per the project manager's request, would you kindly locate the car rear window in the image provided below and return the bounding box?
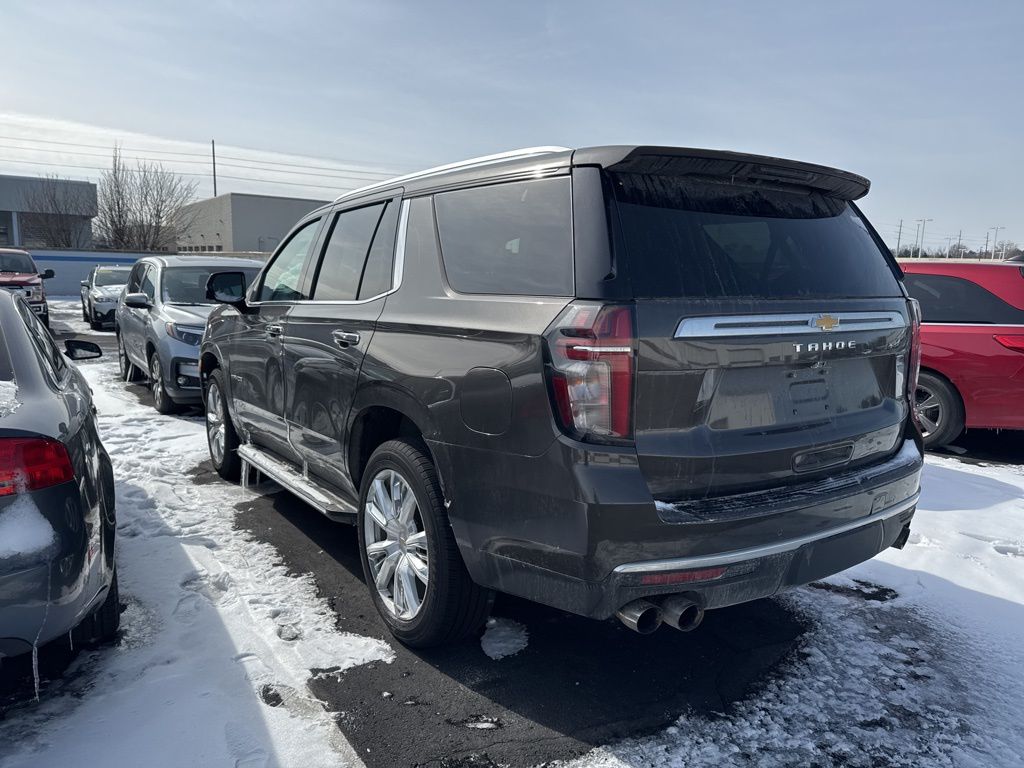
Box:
[610,173,902,299]
[434,177,574,296]
[903,273,1024,324]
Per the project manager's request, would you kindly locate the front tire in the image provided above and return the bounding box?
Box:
[357,439,491,648]
[205,369,241,481]
[915,371,964,449]
[148,351,178,414]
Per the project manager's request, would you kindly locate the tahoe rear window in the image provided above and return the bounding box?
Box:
[610,173,902,299]
[434,177,573,296]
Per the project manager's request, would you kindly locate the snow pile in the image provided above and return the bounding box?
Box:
[480,617,529,660]
[0,379,20,418]
[0,494,58,567]
[570,456,1024,767]
[0,356,393,767]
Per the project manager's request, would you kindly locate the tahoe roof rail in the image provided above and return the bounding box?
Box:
[333,146,572,203]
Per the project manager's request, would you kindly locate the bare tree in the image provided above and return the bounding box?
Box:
[95,147,198,251]
[19,175,97,248]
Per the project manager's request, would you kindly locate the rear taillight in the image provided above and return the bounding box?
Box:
[907,298,922,397]
[994,335,1024,354]
[545,303,636,441]
[0,438,75,497]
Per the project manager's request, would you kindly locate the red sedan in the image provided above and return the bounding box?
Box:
[900,259,1024,448]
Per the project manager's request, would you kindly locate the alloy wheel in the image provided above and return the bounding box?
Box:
[363,469,429,620]
[914,383,942,438]
[206,382,226,465]
[149,355,164,410]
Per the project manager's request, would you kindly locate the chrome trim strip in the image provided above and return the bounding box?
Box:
[674,311,907,339]
[333,146,571,203]
[613,492,920,574]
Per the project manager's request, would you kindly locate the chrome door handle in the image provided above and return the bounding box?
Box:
[332,330,361,347]
[266,324,283,337]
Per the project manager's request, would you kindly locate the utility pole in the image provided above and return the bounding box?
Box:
[211,139,218,197]
[915,218,933,257]
[945,236,953,256]
[912,221,921,258]
[983,231,990,259]
[991,226,1003,260]
[894,219,903,256]
[955,230,962,258]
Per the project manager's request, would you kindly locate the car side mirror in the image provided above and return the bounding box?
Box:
[41,269,55,280]
[81,280,89,287]
[124,292,151,309]
[206,271,248,308]
[64,339,103,360]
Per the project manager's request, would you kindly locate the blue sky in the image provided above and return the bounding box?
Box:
[3,1,1021,251]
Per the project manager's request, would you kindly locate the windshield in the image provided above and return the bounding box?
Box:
[610,173,902,299]
[161,266,260,304]
[95,268,130,287]
[0,252,37,274]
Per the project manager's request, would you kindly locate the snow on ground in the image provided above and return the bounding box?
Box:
[0,347,392,768]
[480,617,529,660]
[569,457,1024,768]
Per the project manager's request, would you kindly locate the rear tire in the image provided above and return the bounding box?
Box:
[915,371,964,449]
[73,570,121,646]
[118,334,143,383]
[357,439,491,648]
[205,369,241,482]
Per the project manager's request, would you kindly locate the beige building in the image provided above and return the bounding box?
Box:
[176,192,328,253]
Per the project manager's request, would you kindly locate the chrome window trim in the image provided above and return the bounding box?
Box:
[278,198,410,308]
[674,311,907,339]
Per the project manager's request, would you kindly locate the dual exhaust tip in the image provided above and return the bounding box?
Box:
[616,595,704,634]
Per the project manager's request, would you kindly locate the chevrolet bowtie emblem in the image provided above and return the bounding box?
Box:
[814,314,840,331]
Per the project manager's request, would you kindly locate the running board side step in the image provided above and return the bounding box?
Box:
[237,444,357,523]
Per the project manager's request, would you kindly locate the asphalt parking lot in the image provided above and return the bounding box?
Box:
[7,299,1022,767]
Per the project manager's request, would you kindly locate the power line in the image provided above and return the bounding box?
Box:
[0,132,405,177]
[0,156,350,191]
[0,142,395,183]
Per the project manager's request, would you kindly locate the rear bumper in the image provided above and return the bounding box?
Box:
[439,437,923,620]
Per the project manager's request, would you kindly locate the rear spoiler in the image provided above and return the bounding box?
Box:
[572,146,870,201]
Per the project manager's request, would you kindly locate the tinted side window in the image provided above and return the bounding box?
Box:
[257,219,321,302]
[311,204,385,301]
[359,200,400,300]
[16,299,67,383]
[139,266,157,302]
[611,173,902,299]
[904,273,1024,324]
[434,177,574,296]
[126,263,145,292]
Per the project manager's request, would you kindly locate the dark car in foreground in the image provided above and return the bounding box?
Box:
[81,264,131,329]
[0,248,55,328]
[0,291,118,662]
[200,145,924,647]
[900,259,1024,448]
[114,255,262,413]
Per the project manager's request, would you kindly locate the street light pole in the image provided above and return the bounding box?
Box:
[915,218,933,257]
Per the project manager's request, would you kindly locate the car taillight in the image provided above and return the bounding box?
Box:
[545,303,635,441]
[0,437,75,497]
[994,335,1024,353]
[907,299,922,404]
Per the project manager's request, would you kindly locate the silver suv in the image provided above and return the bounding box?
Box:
[115,255,261,413]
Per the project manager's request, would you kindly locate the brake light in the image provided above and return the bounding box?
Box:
[545,303,635,440]
[907,299,922,410]
[994,335,1024,353]
[0,438,75,497]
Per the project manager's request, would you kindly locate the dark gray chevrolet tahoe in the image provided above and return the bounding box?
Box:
[199,146,924,647]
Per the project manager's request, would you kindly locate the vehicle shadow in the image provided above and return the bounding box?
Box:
[0,478,281,767]
[932,429,1024,467]
[233,479,809,768]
